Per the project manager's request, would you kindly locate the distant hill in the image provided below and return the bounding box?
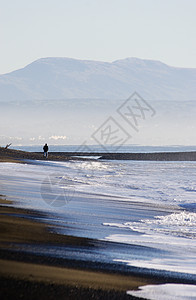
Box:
[0,57,196,101]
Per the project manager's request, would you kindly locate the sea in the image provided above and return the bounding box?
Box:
[1,144,196,299]
[12,144,196,153]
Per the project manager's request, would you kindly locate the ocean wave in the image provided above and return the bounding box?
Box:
[181,186,196,192]
[104,211,196,239]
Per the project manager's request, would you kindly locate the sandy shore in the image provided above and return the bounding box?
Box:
[0,146,72,163]
[0,193,160,300]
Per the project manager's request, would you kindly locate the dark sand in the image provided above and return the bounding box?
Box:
[51,151,196,160]
[0,194,159,300]
[0,146,71,163]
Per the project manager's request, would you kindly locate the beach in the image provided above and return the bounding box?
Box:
[0,147,196,299]
[0,196,159,300]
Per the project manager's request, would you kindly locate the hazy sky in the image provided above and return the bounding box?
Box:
[1,0,196,74]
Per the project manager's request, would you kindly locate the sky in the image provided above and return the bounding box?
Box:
[0,0,196,74]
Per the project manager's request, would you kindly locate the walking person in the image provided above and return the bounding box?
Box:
[43,143,49,158]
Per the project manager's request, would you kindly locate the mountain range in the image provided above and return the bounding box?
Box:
[0,57,196,101]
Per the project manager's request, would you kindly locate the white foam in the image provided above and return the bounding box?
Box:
[104,211,196,238]
[127,284,196,300]
[105,232,196,247]
[114,257,196,275]
[71,156,102,160]
[142,211,196,238]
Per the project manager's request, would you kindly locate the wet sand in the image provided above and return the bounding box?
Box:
[1,196,193,299]
[0,194,161,300]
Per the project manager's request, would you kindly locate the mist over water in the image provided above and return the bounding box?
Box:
[0,99,196,147]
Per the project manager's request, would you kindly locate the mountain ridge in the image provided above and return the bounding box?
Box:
[0,57,196,101]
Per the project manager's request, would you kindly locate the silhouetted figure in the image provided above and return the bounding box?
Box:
[43,143,49,158]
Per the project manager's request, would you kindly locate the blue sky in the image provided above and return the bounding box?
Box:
[1,0,196,74]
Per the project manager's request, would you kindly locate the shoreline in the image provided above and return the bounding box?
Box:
[1,146,196,163]
[1,154,195,299]
[0,198,160,300]
[51,151,196,161]
[0,147,72,163]
[1,196,195,299]
[1,197,195,299]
